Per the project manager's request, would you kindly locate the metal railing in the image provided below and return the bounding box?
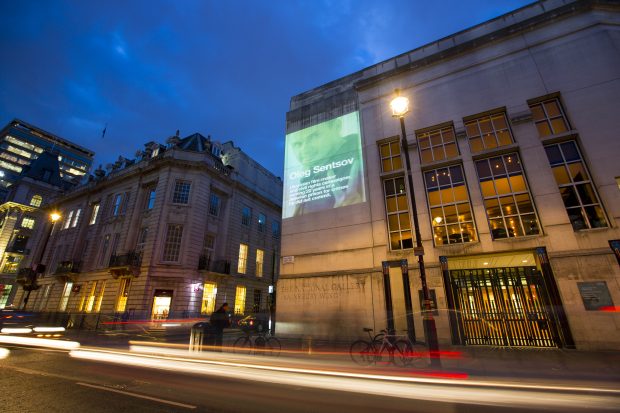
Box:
[109,251,142,268]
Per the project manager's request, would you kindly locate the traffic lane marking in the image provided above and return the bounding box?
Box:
[76,382,197,409]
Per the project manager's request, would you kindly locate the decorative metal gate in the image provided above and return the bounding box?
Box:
[449,267,558,347]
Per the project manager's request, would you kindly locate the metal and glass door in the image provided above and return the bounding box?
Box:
[449,267,558,347]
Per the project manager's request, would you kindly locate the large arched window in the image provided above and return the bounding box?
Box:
[30,195,43,207]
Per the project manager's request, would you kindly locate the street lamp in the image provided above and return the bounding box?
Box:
[390,89,441,368]
[20,211,61,309]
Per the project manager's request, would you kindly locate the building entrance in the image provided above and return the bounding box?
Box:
[448,266,558,347]
[152,289,173,319]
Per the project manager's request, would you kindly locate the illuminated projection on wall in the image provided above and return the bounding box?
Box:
[283,111,366,218]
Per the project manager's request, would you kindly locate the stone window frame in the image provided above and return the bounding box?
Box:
[234,285,247,315]
[383,176,413,251]
[241,205,252,226]
[544,140,608,230]
[378,139,403,173]
[172,180,192,205]
[21,215,36,229]
[475,152,541,240]
[424,164,478,246]
[209,193,220,216]
[162,224,184,262]
[465,111,514,153]
[255,248,264,277]
[237,243,249,274]
[417,124,460,164]
[529,97,571,138]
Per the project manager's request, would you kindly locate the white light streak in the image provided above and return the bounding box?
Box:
[1,328,32,334]
[0,335,80,350]
[33,327,66,333]
[0,347,9,359]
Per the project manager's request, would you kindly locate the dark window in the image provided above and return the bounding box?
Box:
[172,180,191,204]
[209,193,220,216]
[242,206,251,226]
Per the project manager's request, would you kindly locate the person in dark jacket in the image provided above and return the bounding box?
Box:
[210,303,231,349]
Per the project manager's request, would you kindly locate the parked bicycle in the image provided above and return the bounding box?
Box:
[233,316,281,356]
[350,328,427,368]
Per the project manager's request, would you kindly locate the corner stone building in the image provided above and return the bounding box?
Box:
[15,133,282,322]
[277,0,620,350]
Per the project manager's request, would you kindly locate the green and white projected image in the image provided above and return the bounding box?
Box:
[283,111,366,218]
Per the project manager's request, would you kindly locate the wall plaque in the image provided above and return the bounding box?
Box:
[577,281,614,311]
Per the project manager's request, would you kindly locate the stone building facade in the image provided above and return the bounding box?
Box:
[277,0,620,350]
[14,133,282,322]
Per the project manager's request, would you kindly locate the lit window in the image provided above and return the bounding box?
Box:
[257,213,266,232]
[383,177,413,250]
[21,216,36,229]
[465,112,513,153]
[162,224,183,262]
[425,165,477,245]
[241,206,251,226]
[146,187,156,210]
[172,180,191,204]
[201,282,217,314]
[71,209,81,227]
[417,126,459,164]
[94,280,106,312]
[272,221,280,238]
[209,193,220,216]
[29,195,43,207]
[116,278,131,312]
[530,98,570,137]
[234,285,247,315]
[476,153,541,239]
[238,243,248,274]
[81,281,98,312]
[256,249,264,277]
[0,160,22,173]
[63,210,74,230]
[1,255,22,274]
[379,140,402,172]
[89,203,100,225]
[59,281,73,312]
[544,141,608,230]
[112,194,123,216]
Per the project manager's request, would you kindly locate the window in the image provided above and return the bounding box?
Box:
[253,289,262,312]
[530,98,570,137]
[256,249,264,277]
[203,234,215,264]
[172,180,191,204]
[11,235,29,253]
[383,177,413,250]
[71,208,81,227]
[89,203,100,225]
[29,195,43,207]
[63,210,74,229]
[112,194,123,216]
[21,216,36,229]
[241,206,251,226]
[272,221,280,238]
[58,281,73,312]
[116,278,131,312]
[544,141,608,230]
[201,282,217,314]
[425,165,477,245]
[238,243,248,274]
[98,235,110,267]
[465,112,513,153]
[0,284,13,309]
[257,213,266,232]
[162,224,183,262]
[110,233,121,258]
[146,187,156,210]
[83,281,98,312]
[476,153,540,239]
[417,126,459,164]
[209,193,220,216]
[135,227,149,253]
[95,281,106,312]
[234,285,246,315]
[38,284,51,311]
[379,140,402,172]
[2,255,22,274]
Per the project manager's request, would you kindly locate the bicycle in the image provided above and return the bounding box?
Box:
[350,328,412,367]
[233,328,281,356]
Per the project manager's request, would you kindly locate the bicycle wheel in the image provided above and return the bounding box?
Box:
[393,340,413,367]
[233,336,253,355]
[266,337,281,357]
[410,342,430,368]
[376,342,394,366]
[350,340,373,366]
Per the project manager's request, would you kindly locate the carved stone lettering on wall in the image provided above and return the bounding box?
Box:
[278,275,367,304]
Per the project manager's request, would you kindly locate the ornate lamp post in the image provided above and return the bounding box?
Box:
[390,90,441,367]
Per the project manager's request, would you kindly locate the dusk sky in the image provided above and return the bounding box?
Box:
[0,0,531,177]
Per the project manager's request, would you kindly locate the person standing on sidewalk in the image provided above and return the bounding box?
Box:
[210,303,231,350]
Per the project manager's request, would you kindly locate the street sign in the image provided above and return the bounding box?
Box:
[414,247,424,256]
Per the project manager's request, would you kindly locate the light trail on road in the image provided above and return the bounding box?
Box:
[70,346,620,411]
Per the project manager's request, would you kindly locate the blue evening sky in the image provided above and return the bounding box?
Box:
[0,0,532,177]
